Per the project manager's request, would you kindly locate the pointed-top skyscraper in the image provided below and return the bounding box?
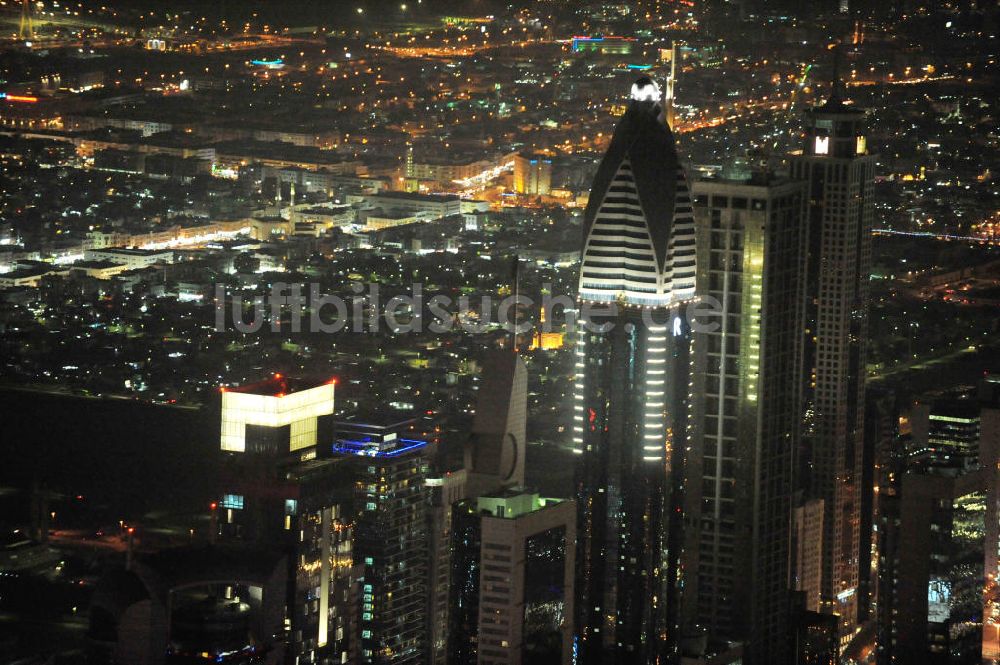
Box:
[573,77,696,664]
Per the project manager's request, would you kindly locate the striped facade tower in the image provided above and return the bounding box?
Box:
[573,78,696,664]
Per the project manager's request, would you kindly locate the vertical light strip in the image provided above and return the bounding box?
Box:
[642,325,668,462]
[573,335,586,454]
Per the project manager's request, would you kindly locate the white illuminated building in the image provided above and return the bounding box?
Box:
[572,79,695,662]
[220,375,335,453]
[579,78,695,307]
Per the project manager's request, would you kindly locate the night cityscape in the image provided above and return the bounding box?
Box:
[0,0,998,663]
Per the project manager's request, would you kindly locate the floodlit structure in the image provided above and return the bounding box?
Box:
[573,77,695,663]
[220,375,335,453]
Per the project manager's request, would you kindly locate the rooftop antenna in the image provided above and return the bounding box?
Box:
[664,41,678,129]
[830,41,845,102]
[510,252,520,352]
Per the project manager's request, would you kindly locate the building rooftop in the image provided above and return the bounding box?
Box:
[72,260,124,269]
[475,489,565,519]
[372,191,460,202]
[223,374,334,397]
[92,247,173,256]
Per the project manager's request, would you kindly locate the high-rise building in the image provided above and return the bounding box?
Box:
[911,400,981,471]
[789,90,876,641]
[573,77,696,663]
[876,389,1000,665]
[332,415,430,665]
[882,465,989,665]
[427,468,468,665]
[448,489,576,665]
[795,499,826,615]
[466,351,528,495]
[216,375,357,664]
[684,172,809,663]
[428,350,528,663]
[513,153,553,197]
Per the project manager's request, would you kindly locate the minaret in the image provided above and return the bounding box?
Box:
[573,77,695,664]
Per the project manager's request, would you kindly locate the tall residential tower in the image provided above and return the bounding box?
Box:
[573,78,696,663]
[789,92,876,642]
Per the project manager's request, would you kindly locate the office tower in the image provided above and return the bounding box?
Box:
[789,89,876,640]
[220,374,335,455]
[449,489,576,665]
[466,351,528,495]
[332,415,429,665]
[860,388,899,624]
[792,605,839,665]
[876,390,1000,665]
[429,350,528,663]
[513,153,553,196]
[911,400,981,471]
[217,375,356,664]
[573,77,695,663]
[683,172,809,663]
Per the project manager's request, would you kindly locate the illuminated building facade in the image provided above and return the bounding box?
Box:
[911,401,981,471]
[795,498,826,615]
[448,490,575,665]
[883,467,988,665]
[216,375,356,664]
[685,174,809,664]
[513,153,553,196]
[789,93,876,639]
[332,416,430,665]
[573,78,695,663]
[220,375,335,454]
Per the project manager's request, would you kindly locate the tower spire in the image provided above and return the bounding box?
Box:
[830,41,845,103]
[19,0,34,40]
[664,41,678,129]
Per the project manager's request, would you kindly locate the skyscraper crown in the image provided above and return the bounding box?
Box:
[579,79,695,306]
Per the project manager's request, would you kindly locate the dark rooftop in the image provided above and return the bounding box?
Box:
[224,374,335,397]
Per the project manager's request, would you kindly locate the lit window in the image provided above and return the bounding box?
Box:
[814,136,830,155]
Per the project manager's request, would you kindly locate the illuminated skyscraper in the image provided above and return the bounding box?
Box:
[573,77,696,663]
[217,375,356,664]
[332,415,430,665]
[789,91,875,641]
[684,172,809,664]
